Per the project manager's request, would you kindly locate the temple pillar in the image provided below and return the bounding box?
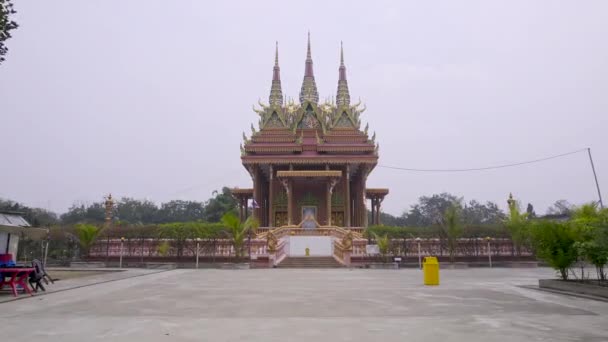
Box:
[345,165,351,227]
[268,166,273,227]
[361,169,368,228]
[252,166,259,220]
[326,181,332,226]
[377,198,383,225]
[353,178,359,227]
[240,198,244,222]
[281,179,293,226]
[370,198,375,226]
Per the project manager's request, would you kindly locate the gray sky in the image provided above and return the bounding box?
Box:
[1,0,607,216]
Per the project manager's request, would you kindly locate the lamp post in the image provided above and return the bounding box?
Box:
[43,231,50,268]
[416,237,422,269]
[486,236,492,268]
[196,238,200,269]
[119,237,125,268]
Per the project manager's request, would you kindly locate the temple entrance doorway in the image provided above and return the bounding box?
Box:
[288,236,333,256]
[301,206,317,229]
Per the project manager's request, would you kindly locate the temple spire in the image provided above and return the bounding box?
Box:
[336,41,351,107]
[299,32,319,104]
[269,41,283,106]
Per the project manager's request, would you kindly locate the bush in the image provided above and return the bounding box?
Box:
[529,220,578,280]
[365,224,508,239]
[570,203,608,281]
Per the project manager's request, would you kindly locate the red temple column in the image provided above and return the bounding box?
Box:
[344,165,350,227]
[268,166,273,227]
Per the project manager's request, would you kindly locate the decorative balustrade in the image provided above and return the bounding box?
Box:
[90,235,530,261]
[275,239,289,265]
[256,226,365,240]
[333,240,345,264]
[90,238,270,259]
[352,239,367,256]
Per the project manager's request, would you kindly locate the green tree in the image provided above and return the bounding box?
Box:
[441,202,463,263]
[220,212,259,259]
[571,203,608,281]
[203,188,238,222]
[530,220,578,280]
[74,223,101,258]
[462,200,506,225]
[372,233,391,263]
[0,199,59,226]
[157,200,205,223]
[403,193,462,226]
[157,241,170,257]
[61,202,105,224]
[116,198,159,224]
[0,0,18,64]
[546,200,573,216]
[505,195,529,256]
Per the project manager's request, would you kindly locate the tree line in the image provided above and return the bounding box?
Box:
[1,189,575,228]
[0,187,238,226]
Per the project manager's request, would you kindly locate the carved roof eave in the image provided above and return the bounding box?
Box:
[231,188,254,196]
[252,137,297,145]
[276,170,342,178]
[317,145,375,153]
[244,146,303,153]
[241,155,378,165]
[365,188,389,199]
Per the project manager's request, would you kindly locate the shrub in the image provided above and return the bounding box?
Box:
[74,223,101,258]
[529,220,578,280]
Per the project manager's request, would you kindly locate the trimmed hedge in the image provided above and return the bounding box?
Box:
[366,224,510,239]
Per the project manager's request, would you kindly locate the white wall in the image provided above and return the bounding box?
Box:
[288,236,334,256]
[0,232,8,254]
[8,234,19,260]
[0,232,18,261]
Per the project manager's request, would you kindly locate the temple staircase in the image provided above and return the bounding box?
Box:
[277,256,344,268]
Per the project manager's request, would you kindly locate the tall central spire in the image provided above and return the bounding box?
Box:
[336,41,350,107]
[269,41,283,106]
[299,32,319,104]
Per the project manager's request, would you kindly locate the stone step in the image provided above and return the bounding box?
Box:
[278,257,344,268]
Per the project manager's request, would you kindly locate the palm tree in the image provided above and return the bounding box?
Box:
[372,233,390,263]
[75,223,101,259]
[220,212,259,260]
[504,195,529,256]
[441,203,463,263]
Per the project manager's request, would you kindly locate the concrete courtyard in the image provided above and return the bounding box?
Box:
[1,267,607,341]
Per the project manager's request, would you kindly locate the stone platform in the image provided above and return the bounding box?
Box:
[1,268,607,341]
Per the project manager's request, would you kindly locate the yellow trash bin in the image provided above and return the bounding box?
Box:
[423,256,439,285]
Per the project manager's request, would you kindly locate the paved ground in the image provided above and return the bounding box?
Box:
[1,268,607,341]
[0,268,165,303]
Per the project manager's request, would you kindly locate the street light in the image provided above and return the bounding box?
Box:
[416,237,422,269]
[485,236,492,268]
[119,237,125,268]
[196,238,201,269]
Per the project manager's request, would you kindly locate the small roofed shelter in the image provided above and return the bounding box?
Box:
[231,188,254,222]
[0,212,49,262]
[366,188,389,225]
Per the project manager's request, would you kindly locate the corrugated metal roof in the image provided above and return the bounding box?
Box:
[0,213,31,227]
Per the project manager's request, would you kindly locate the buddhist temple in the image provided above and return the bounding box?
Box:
[234,35,388,231]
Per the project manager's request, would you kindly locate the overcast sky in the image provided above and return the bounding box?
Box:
[1,1,607,216]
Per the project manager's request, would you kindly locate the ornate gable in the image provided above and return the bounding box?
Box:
[263,110,287,129]
[295,103,324,131]
[333,110,356,128]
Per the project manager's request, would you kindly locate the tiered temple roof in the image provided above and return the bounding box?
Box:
[241,35,379,168]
